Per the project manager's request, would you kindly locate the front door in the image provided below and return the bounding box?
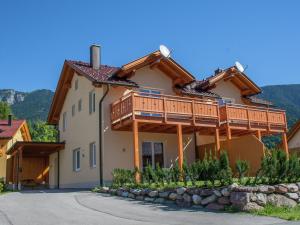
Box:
[142,141,164,169]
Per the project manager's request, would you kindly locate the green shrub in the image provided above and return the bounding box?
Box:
[0,178,5,193]
[218,151,233,185]
[112,168,135,188]
[235,160,249,184]
[286,154,300,183]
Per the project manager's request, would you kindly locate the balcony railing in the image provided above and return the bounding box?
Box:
[219,103,287,132]
[111,92,219,127]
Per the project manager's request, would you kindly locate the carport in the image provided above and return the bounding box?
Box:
[6,141,65,190]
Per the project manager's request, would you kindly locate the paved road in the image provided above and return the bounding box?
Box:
[0,190,298,225]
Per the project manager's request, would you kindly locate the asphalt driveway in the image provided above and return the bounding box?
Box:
[0,190,298,225]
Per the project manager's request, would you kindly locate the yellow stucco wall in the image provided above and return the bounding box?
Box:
[52,67,196,188]
[0,129,25,180]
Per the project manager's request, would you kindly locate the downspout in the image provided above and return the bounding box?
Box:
[99,84,110,186]
[193,131,198,160]
[55,124,60,189]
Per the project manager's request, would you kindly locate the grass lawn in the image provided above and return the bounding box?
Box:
[251,205,300,221]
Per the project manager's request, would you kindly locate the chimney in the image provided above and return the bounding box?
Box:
[8,114,12,126]
[214,68,222,75]
[90,44,101,70]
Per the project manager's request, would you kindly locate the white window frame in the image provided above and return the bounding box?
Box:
[78,99,82,112]
[141,141,165,169]
[89,142,96,168]
[73,148,81,172]
[62,112,67,132]
[72,104,76,117]
[89,90,96,114]
[75,79,78,90]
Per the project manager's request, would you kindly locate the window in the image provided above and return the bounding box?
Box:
[73,149,80,171]
[89,91,96,114]
[218,97,235,105]
[89,142,96,168]
[72,104,76,117]
[139,88,162,117]
[62,112,67,132]
[78,99,82,112]
[142,141,164,169]
[75,79,78,90]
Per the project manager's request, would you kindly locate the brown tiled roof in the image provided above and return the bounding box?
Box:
[178,81,220,98]
[66,60,138,87]
[244,96,273,106]
[0,120,25,139]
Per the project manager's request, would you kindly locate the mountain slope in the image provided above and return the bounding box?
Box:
[0,89,54,121]
[259,84,300,128]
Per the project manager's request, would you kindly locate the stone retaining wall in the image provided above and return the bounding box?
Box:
[95,183,300,211]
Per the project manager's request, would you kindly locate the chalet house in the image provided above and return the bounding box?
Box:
[0,117,30,182]
[9,45,288,189]
[287,120,300,156]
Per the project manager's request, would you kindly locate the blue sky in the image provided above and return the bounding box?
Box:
[1,0,300,92]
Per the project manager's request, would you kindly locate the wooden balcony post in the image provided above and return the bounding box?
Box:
[132,120,140,182]
[176,124,183,170]
[18,149,23,190]
[282,132,289,157]
[226,126,232,151]
[12,155,16,190]
[256,130,262,141]
[215,128,220,156]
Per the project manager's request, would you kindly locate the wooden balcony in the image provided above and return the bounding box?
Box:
[111,92,220,133]
[219,103,287,134]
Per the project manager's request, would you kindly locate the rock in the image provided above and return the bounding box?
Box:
[274,185,288,194]
[228,183,239,191]
[200,189,214,196]
[158,191,170,198]
[230,192,251,206]
[287,184,299,193]
[176,199,191,207]
[176,187,187,195]
[258,185,275,194]
[183,193,192,203]
[206,203,224,211]
[254,193,267,206]
[148,190,158,198]
[221,188,230,197]
[201,194,217,205]
[213,190,222,197]
[267,194,297,208]
[218,196,230,205]
[131,189,142,196]
[109,189,117,195]
[128,193,135,199]
[169,193,177,201]
[285,193,299,200]
[233,186,258,192]
[136,196,144,201]
[154,198,165,204]
[296,182,300,189]
[121,191,129,198]
[192,205,204,209]
[192,194,202,205]
[164,200,175,205]
[102,186,110,192]
[144,197,155,202]
[241,202,263,212]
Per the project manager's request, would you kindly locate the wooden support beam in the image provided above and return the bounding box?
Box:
[215,128,220,155]
[18,149,23,190]
[177,124,184,171]
[256,130,262,141]
[282,132,289,157]
[12,155,16,190]
[133,120,140,182]
[226,126,232,152]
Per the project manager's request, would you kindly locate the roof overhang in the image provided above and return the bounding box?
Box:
[204,67,262,96]
[7,141,65,157]
[287,121,300,142]
[116,51,195,86]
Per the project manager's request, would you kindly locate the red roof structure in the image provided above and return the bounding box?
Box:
[0,120,30,140]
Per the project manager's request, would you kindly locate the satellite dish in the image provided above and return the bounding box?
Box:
[159,45,171,58]
[235,61,245,73]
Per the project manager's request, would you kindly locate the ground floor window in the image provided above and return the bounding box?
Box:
[142,141,164,169]
[73,148,80,171]
[89,142,96,168]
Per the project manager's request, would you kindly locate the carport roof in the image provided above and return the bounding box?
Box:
[7,141,65,156]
